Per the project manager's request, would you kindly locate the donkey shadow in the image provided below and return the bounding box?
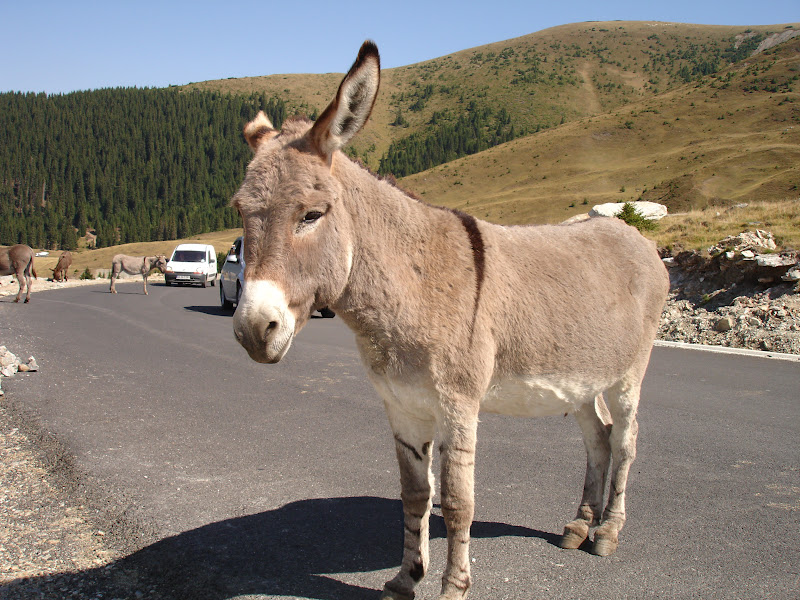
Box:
[0,496,559,600]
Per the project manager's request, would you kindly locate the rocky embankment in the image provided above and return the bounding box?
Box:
[658,230,800,355]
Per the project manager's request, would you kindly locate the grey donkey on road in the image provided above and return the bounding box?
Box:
[109,254,167,295]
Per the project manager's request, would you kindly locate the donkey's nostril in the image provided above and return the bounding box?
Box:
[264,321,279,342]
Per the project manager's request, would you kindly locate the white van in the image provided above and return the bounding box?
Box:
[165,243,218,287]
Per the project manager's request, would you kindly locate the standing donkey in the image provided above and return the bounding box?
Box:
[231,42,669,600]
[109,254,167,295]
[0,244,37,303]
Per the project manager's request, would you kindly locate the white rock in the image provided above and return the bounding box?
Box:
[782,267,800,282]
[756,254,797,268]
[589,201,668,220]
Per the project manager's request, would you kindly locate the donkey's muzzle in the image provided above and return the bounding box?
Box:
[232,280,295,364]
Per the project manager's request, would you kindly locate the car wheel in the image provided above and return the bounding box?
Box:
[165,279,172,286]
[220,283,233,309]
[210,277,215,287]
[319,307,336,318]
[235,283,242,307]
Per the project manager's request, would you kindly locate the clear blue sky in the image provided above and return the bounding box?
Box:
[2,1,797,94]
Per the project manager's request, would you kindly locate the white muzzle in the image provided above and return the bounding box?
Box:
[233,280,296,364]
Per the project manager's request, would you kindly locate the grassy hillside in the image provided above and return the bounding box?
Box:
[184,21,798,169]
[399,33,800,226]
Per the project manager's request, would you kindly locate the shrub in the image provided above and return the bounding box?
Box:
[79,267,94,280]
[616,202,658,232]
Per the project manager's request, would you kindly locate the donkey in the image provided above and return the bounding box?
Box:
[0,244,37,303]
[51,250,73,282]
[109,254,167,295]
[231,41,669,600]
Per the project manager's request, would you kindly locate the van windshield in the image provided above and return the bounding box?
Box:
[172,250,206,262]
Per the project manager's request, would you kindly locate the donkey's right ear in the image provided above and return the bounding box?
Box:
[243,111,278,151]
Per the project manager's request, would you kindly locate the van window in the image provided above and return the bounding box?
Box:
[172,250,205,262]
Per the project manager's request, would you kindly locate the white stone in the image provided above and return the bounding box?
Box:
[756,254,797,268]
[782,267,800,282]
[589,201,668,220]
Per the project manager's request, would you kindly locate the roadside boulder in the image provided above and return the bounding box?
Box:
[589,201,668,220]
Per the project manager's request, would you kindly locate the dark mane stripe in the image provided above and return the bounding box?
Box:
[453,210,485,340]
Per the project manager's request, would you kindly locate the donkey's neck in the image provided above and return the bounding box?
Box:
[333,158,479,360]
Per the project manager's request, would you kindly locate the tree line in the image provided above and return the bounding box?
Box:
[0,88,287,249]
[0,86,523,250]
[378,102,522,177]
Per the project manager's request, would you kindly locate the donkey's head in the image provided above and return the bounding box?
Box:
[154,255,168,273]
[232,41,380,363]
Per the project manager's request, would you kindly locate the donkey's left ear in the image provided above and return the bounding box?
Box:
[308,40,380,163]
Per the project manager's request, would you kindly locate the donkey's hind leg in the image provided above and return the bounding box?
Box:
[381,403,436,600]
[593,373,643,556]
[562,395,612,550]
[13,271,25,303]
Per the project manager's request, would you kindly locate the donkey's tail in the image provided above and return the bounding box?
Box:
[28,256,38,279]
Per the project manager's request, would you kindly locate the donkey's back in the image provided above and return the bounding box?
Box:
[478,216,668,417]
[485,217,667,375]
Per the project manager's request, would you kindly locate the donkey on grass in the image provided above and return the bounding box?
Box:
[231,41,669,600]
[109,254,167,295]
[0,244,37,303]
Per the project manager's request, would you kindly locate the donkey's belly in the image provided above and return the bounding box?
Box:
[480,375,601,417]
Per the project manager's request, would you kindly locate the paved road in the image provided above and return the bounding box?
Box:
[1,282,798,599]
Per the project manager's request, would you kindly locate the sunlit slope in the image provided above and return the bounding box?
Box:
[185,21,798,169]
[400,35,800,224]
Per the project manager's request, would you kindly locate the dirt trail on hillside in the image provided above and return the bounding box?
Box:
[577,64,602,115]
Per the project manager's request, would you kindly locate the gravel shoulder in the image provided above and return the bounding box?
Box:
[1,278,165,599]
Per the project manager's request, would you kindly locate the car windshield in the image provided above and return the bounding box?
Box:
[172,250,206,262]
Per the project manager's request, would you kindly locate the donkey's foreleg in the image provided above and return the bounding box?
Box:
[562,396,612,550]
[110,271,117,293]
[381,405,435,600]
[438,412,478,600]
[594,379,641,557]
[143,274,148,295]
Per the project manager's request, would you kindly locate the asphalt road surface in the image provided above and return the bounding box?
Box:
[1,281,798,599]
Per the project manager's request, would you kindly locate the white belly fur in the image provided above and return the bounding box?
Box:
[480,375,603,417]
[370,371,605,420]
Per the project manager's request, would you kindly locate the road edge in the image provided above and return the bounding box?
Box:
[654,339,800,362]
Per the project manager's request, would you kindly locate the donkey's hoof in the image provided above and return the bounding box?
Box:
[560,520,589,550]
[380,586,414,600]
[592,535,619,556]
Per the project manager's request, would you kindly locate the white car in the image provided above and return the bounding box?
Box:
[219,236,334,318]
[165,243,218,287]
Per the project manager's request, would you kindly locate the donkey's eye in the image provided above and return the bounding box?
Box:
[302,210,324,224]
